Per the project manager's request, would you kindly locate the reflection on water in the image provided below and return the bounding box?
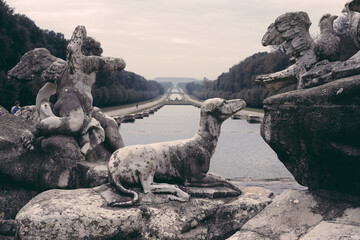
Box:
[119,105,293,179]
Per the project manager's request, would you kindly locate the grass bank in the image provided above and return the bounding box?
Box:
[244,107,264,113]
[100,95,163,112]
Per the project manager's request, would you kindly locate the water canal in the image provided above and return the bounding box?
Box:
[119,104,293,180]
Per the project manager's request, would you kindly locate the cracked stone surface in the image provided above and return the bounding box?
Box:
[227,190,360,240]
[15,185,273,240]
[261,75,360,195]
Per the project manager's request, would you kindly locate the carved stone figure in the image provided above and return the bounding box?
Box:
[8,25,126,155]
[343,0,360,48]
[256,12,340,91]
[296,0,360,88]
[314,14,340,62]
[295,1,360,88]
[108,98,246,207]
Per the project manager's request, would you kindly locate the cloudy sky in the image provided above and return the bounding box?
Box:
[9,0,347,80]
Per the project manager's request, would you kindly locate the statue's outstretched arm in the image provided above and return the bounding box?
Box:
[256,65,297,91]
[83,56,126,74]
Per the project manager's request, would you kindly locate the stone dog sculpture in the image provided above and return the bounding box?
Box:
[9,26,126,154]
[108,98,246,207]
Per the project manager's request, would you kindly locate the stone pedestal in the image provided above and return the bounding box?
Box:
[261,76,360,195]
[15,185,273,240]
[228,190,360,240]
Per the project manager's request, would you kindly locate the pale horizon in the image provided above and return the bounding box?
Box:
[9,0,347,80]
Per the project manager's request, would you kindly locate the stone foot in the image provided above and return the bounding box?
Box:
[20,129,35,151]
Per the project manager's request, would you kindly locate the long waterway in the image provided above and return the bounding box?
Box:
[119,104,293,180]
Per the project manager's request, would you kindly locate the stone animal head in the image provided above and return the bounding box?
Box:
[201,98,246,122]
[318,13,338,32]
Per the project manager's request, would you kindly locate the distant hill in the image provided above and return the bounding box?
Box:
[154,77,201,84]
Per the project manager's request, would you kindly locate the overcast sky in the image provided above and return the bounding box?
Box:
[9,0,347,80]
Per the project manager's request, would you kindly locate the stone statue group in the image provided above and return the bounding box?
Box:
[9,25,245,207]
[9,0,360,207]
[256,0,360,91]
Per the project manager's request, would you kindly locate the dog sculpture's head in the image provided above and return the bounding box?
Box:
[201,98,246,121]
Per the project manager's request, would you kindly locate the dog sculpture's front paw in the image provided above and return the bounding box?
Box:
[167,189,190,202]
[20,130,35,151]
[167,194,189,202]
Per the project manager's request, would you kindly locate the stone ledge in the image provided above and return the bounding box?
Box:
[261,76,360,195]
[15,185,273,240]
[228,190,360,240]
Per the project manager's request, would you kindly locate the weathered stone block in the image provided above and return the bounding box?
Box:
[0,219,17,237]
[261,76,360,195]
[76,161,108,188]
[15,186,273,240]
[14,105,39,123]
[228,190,360,240]
[0,107,85,190]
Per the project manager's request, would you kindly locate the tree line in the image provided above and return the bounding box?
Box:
[92,71,163,107]
[0,0,67,110]
[0,0,163,110]
[185,51,290,108]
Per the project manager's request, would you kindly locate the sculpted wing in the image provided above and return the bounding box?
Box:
[8,48,67,83]
[262,12,313,59]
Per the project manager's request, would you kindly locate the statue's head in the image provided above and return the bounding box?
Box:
[318,13,338,31]
[67,25,87,60]
[201,98,246,122]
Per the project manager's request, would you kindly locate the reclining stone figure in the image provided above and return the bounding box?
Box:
[9,25,126,154]
[108,98,245,207]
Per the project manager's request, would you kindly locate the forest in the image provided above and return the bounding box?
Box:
[92,71,163,107]
[0,0,163,111]
[185,51,290,108]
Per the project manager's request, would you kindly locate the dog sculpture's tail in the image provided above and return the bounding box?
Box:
[108,170,139,207]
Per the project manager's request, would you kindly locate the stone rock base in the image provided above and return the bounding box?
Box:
[261,76,360,195]
[0,219,17,238]
[15,185,273,240]
[76,161,108,188]
[228,190,360,240]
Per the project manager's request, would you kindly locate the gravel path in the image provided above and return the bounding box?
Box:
[103,94,168,117]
